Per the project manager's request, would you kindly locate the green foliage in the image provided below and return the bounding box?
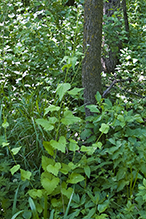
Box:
[0,0,146,218]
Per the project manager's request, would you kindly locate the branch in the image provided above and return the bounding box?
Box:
[102,78,130,98]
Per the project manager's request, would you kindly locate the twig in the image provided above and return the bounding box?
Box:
[102,78,130,98]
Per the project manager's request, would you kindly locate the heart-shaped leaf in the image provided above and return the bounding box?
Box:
[46,162,61,176]
[41,177,60,194]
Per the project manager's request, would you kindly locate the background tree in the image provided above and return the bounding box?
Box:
[82,0,103,117]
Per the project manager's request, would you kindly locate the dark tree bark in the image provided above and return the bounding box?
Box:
[101,0,122,74]
[122,0,130,40]
[82,0,103,117]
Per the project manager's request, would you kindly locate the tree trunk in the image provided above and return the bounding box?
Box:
[101,0,122,73]
[122,0,130,41]
[82,0,103,117]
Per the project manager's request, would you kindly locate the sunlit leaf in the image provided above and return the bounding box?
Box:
[50,136,66,153]
[56,83,71,101]
[20,169,32,181]
[36,119,54,131]
[99,123,109,134]
[67,173,84,184]
[10,165,20,175]
[61,110,81,125]
[41,177,59,194]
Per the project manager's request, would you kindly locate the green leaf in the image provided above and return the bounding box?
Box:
[62,187,74,199]
[67,173,84,184]
[2,142,9,147]
[10,165,20,175]
[134,114,143,123]
[49,117,58,124]
[28,189,43,199]
[99,123,109,134]
[61,110,81,125]
[43,141,54,156]
[11,147,22,155]
[69,139,79,152]
[41,177,60,194]
[50,136,66,153]
[143,178,146,187]
[84,165,91,178]
[117,180,129,192]
[46,162,61,176]
[20,169,32,181]
[44,105,60,115]
[86,105,100,113]
[80,145,97,155]
[56,83,71,101]
[84,207,96,218]
[95,214,108,219]
[98,200,109,213]
[116,168,126,181]
[60,163,71,174]
[36,119,54,131]
[2,121,9,129]
[81,129,92,140]
[95,91,101,103]
[28,197,39,219]
[42,156,55,171]
[11,210,24,219]
[68,87,84,96]
[92,142,102,149]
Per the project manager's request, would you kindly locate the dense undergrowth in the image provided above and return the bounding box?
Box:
[0,0,146,218]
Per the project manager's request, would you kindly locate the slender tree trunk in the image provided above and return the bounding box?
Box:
[101,0,122,74]
[122,0,130,40]
[82,0,103,117]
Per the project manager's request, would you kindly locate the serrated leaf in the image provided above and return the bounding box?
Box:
[61,110,80,125]
[99,123,109,134]
[62,187,73,199]
[28,189,43,199]
[41,177,60,194]
[56,83,71,101]
[43,141,54,156]
[46,162,61,176]
[10,164,20,175]
[42,156,55,171]
[68,87,84,96]
[60,163,71,174]
[50,136,66,153]
[11,147,22,155]
[44,105,60,115]
[49,117,58,124]
[36,119,54,131]
[20,169,32,181]
[67,173,84,184]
